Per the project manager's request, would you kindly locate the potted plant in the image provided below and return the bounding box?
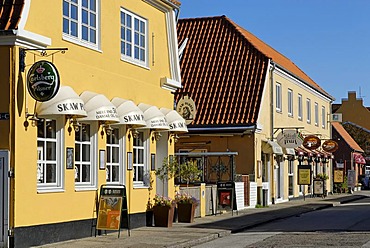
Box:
[176,160,201,223]
[152,194,175,227]
[152,156,178,227]
[145,172,154,226]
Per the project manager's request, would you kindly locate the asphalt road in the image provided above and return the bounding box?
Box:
[194,196,370,247]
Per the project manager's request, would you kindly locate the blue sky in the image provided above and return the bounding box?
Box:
[179,0,370,106]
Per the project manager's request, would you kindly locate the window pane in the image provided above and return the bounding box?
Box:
[37,120,44,138]
[82,144,90,161]
[121,42,125,54]
[82,26,88,41]
[46,142,56,160]
[107,147,111,163]
[140,21,145,33]
[46,120,56,139]
[63,1,69,16]
[82,0,88,8]
[112,129,119,143]
[90,13,96,27]
[71,21,78,36]
[126,29,131,42]
[138,149,143,164]
[127,16,131,27]
[137,166,144,181]
[90,0,96,11]
[82,164,90,182]
[71,5,78,20]
[134,47,139,59]
[112,166,119,182]
[75,143,81,161]
[126,44,131,56]
[82,125,90,141]
[140,35,145,47]
[46,164,56,183]
[121,27,125,40]
[134,18,139,31]
[121,12,125,25]
[134,33,139,45]
[82,10,88,24]
[63,18,69,33]
[140,49,145,61]
[112,147,119,163]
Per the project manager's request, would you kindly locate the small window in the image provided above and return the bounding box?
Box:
[133,131,149,186]
[322,106,326,129]
[63,0,99,49]
[37,118,63,191]
[106,128,121,184]
[288,89,293,117]
[298,94,302,120]
[276,83,282,112]
[314,102,319,126]
[120,8,148,67]
[306,98,311,123]
[75,123,97,189]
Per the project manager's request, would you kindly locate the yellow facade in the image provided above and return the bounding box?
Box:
[0,0,182,246]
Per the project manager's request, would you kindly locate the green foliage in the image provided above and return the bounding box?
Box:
[155,156,178,183]
[153,194,174,207]
[316,173,329,180]
[178,160,201,186]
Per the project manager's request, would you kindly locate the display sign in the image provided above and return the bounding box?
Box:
[298,165,311,185]
[322,140,338,153]
[313,179,324,195]
[333,169,344,183]
[217,182,234,211]
[176,96,196,125]
[27,60,60,102]
[0,113,9,120]
[347,170,356,187]
[276,130,304,148]
[303,135,321,150]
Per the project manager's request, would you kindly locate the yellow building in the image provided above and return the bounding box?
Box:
[176,16,335,207]
[0,0,184,246]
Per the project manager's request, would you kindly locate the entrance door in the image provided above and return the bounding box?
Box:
[0,150,9,247]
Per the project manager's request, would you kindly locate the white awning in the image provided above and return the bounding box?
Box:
[35,86,87,118]
[262,140,283,155]
[160,108,188,133]
[138,103,169,130]
[284,148,296,155]
[111,97,146,127]
[78,91,119,123]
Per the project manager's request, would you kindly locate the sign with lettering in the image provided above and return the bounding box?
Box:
[176,96,196,125]
[276,130,304,148]
[298,165,311,185]
[95,107,119,120]
[27,60,60,102]
[333,169,344,183]
[148,117,168,129]
[303,135,321,150]
[0,113,9,120]
[322,140,338,153]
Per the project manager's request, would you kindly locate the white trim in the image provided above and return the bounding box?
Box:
[18,0,31,30]
[160,77,181,92]
[0,29,51,48]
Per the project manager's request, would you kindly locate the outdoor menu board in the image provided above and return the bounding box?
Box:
[333,169,344,183]
[298,165,311,185]
[96,184,129,236]
[313,179,324,195]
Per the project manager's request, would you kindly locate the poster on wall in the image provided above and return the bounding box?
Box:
[97,196,123,230]
[298,165,311,185]
[333,170,344,183]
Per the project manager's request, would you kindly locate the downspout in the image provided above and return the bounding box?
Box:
[269,61,276,204]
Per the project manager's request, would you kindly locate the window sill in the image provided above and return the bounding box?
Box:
[121,57,150,70]
[37,188,65,194]
[62,35,102,53]
[75,186,98,192]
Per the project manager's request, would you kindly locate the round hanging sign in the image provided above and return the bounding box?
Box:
[27,60,60,102]
[322,140,339,153]
[303,135,321,150]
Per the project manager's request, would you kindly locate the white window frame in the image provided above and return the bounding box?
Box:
[298,94,302,120]
[106,127,125,185]
[314,102,319,126]
[62,0,100,50]
[306,98,311,124]
[322,106,326,129]
[288,89,293,117]
[120,8,148,68]
[75,123,98,190]
[275,83,282,112]
[37,118,64,193]
[133,130,149,187]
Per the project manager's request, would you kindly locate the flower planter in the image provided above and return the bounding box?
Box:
[177,203,196,223]
[153,205,174,227]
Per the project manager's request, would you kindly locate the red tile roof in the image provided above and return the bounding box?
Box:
[0,0,24,30]
[332,122,364,152]
[176,16,333,128]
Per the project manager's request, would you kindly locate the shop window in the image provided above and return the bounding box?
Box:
[133,130,149,186]
[106,128,121,183]
[120,8,148,67]
[37,118,63,192]
[63,0,99,49]
[75,123,97,189]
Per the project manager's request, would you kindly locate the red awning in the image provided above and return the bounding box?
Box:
[353,153,366,164]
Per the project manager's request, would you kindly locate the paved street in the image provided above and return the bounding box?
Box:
[34,192,370,248]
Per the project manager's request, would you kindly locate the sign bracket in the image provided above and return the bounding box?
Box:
[19,47,68,72]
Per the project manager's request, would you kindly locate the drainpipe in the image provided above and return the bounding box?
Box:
[269,61,276,204]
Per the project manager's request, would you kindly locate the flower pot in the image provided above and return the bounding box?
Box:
[177,203,196,223]
[153,205,174,227]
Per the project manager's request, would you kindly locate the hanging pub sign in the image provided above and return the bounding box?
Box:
[176,95,196,125]
[322,140,338,153]
[302,135,321,150]
[276,129,304,148]
[27,60,60,102]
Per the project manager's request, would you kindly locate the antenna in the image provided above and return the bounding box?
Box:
[359,86,366,99]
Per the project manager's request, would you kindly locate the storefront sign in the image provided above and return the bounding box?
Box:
[298,165,311,185]
[27,60,60,102]
[313,179,324,195]
[322,140,338,153]
[333,169,344,183]
[95,107,118,120]
[57,100,85,114]
[149,117,168,129]
[176,96,196,125]
[276,130,304,148]
[303,135,321,150]
[123,113,145,124]
[0,113,9,120]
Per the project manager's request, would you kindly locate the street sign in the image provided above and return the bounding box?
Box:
[0,113,9,120]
